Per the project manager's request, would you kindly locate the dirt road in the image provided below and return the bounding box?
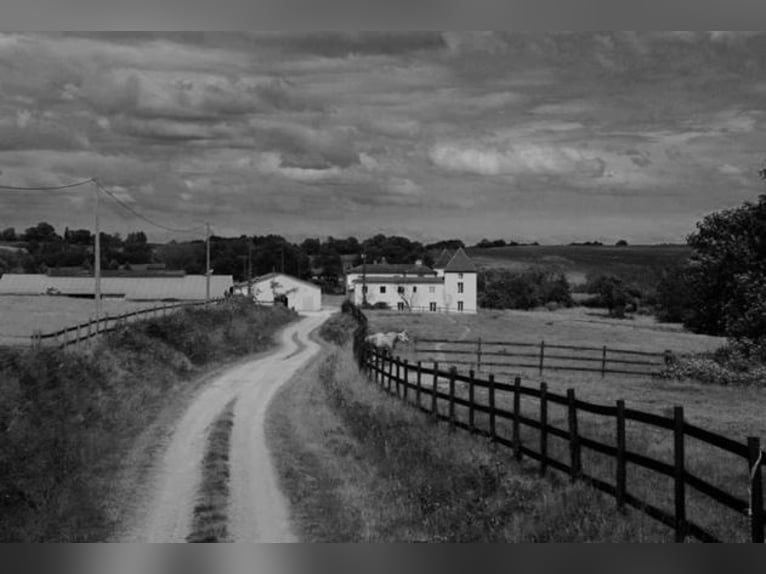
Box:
[120,310,332,542]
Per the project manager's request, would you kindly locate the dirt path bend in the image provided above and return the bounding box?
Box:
[120,310,332,543]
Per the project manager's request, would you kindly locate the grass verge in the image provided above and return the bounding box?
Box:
[186,400,236,543]
[0,299,295,541]
[267,330,667,541]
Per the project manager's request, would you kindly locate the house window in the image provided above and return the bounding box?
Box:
[380,286,386,294]
[458,282,464,294]
[397,302,405,311]
[458,301,464,312]
[459,273,463,279]
[429,302,437,312]
[397,285,405,294]
[429,286,435,293]
[412,286,417,292]
[362,286,368,293]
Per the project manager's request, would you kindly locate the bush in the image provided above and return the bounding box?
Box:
[660,340,766,387]
[319,313,360,346]
[478,267,572,310]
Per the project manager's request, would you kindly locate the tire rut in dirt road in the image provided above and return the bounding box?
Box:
[119,311,332,542]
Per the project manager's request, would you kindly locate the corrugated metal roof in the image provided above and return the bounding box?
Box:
[0,273,233,300]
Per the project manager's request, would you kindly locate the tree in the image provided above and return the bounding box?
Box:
[123,231,152,264]
[587,274,630,318]
[0,228,16,242]
[680,194,766,341]
[23,222,59,243]
[616,239,628,247]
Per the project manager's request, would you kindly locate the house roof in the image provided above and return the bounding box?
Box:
[443,247,477,273]
[432,249,454,269]
[352,276,444,285]
[346,263,436,275]
[242,271,320,291]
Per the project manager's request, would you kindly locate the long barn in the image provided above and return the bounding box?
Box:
[0,272,233,301]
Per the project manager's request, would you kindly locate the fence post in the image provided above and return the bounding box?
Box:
[395,356,401,398]
[468,369,475,432]
[567,388,581,482]
[477,337,482,372]
[431,362,439,418]
[403,359,409,401]
[513,377,522,461]
[601,346,607,378]
[488,374,496,440]
[539,341,545,376]
[76,324,81,347]
[87,318,92,339]
[674,406,687,543]
[416,361,422,409]
[540,382,548,477]
[747,437,764,543]
[387,352,394,394]
[375,349,381,384]
[616,400,626,510]
[448,367,456,431]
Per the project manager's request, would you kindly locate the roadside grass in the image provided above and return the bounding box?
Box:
[268,336,670,541]
[187,399,236,543]
[0,301,295,541]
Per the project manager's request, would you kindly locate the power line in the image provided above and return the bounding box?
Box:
[0,178,94,191]
[95,181,205,235]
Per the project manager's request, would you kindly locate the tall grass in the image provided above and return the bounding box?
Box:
[269,339,667,541]
[0,300,295,541]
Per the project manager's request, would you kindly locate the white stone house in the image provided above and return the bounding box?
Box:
[232,271,322,312]
[346,248,478,313]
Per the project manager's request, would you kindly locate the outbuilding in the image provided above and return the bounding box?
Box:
[233,272,321,312]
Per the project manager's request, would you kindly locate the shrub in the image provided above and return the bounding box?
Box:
[478,267,572,310]
[319,313,360,346]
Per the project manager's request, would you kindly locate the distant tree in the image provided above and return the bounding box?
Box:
[616,239,628,247]
[475,239,507,249]
[478,267,572,310]
[0,227,16,242]
[655,264,694,323]
[65,228,93,245]
[425,239,465,251]
[301,237,321,256]
[587,274,631,318]
[123,231,152,264]
[23,222,59,243]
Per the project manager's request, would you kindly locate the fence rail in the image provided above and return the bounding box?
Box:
[27,298,227,350]
[343,303,765,543]
[414,337,673,378]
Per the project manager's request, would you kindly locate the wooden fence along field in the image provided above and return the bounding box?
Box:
[28,298,227,350]
[343,305,766,543]
[414,337,672,378]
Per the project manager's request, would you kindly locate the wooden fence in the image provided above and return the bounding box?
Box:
[29,298,227,350]
[414,337,672,378]
[350,338,765,542]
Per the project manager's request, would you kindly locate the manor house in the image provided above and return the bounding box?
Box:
[346,248,477,313]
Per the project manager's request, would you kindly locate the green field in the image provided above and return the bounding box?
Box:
[466,244,692,286]
[0,296,157,346]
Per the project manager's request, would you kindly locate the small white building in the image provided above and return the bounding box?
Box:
[346,248,478,313]
[233,272,322,312]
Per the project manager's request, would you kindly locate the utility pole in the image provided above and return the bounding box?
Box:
[206,222,211,301]
[93,179,102,325]
[362,252,367,307]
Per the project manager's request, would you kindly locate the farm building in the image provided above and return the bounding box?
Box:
[232,272,321,312]
[346,247,478,313]
[0,271,233,301]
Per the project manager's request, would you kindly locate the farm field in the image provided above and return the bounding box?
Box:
[466,244,692,285]
[0,295,157,346]
[363,307,766,442]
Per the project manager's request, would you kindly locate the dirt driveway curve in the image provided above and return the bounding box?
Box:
[120,310,332,542]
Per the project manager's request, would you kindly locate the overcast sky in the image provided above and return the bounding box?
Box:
[1,31,766,244]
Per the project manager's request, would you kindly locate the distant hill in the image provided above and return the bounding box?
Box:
[465,244,692,287]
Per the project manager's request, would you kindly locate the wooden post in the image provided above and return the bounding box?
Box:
[87,319,92,339]
[448,367,456,430]
[567,389,581,482]
[395,356,401,398]
[540,382,548,477]
[488,374,496,440]
[387,352,394,394]
[539,340,545,376]
[416,361,422,409]
[616,400,626,510]
[431,362,439,417]
[477,337,483,372]
[76,324,81,347]
[375,349,381,384]
[403,359,409,401]
[513,377,522,461]
[674,406,686,543]
[747,437,764,543]
[601,345,607,378]
[468,369,475,432]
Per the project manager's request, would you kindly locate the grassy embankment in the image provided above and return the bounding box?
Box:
[267,312,671,541]
[365,309,764,541]
[0,299,295,542]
